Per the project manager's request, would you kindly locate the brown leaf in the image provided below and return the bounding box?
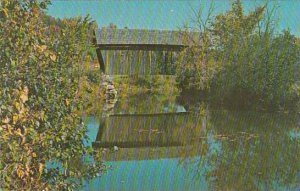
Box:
[32,152,37,158]
[39,163,44,175]
[20,86,29,103]
[50,53,57,62]
[2,117,10,124]
[36,45,47,53]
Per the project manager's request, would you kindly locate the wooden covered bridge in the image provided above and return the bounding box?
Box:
[94,28,198,74]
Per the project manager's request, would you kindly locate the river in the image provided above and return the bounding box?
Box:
[83,91,300,191]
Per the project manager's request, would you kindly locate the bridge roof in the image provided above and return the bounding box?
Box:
[95,28,199,48]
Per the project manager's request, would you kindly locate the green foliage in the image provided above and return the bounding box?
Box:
[214,30,300,109]
[176,0,300,110]
[0,0,104,190]
[212,0,265,46]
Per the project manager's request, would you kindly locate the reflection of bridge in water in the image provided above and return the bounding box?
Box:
[89,105,300,190]
[92,112,207,161]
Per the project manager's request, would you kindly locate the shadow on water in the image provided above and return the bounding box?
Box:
[84,92,300,191]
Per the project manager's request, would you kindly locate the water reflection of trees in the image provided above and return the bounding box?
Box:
[94,101,300,190]
[180,110,300,190]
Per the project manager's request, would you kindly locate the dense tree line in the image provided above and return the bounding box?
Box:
[176,0,300,111]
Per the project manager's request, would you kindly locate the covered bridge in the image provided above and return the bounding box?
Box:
[94,28,199,74]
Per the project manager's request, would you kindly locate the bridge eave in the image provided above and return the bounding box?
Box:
[97,44,188,51]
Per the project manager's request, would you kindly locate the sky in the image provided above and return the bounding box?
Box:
[47,0,300,35]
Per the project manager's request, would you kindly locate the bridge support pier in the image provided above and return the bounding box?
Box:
[96,48,105,73]
[93,30,105,73]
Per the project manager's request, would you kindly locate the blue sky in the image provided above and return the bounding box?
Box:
[47,0,300,35]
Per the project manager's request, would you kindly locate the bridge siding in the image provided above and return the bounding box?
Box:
[100,50,179,75]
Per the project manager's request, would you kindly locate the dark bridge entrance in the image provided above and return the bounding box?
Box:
[94,28,195,74]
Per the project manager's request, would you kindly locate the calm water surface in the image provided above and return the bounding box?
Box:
[83,93,300,191]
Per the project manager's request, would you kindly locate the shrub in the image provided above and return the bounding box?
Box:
[0,0,104,190]
[176,0,300,110]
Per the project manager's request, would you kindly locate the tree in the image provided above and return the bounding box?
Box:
[176,0,300,110]
[211,0,265,47]
[0,0,105,190]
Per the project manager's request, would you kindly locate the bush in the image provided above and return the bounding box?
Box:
[176,0,300,110]
[0,0,104,190]
[213,30,300,109]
